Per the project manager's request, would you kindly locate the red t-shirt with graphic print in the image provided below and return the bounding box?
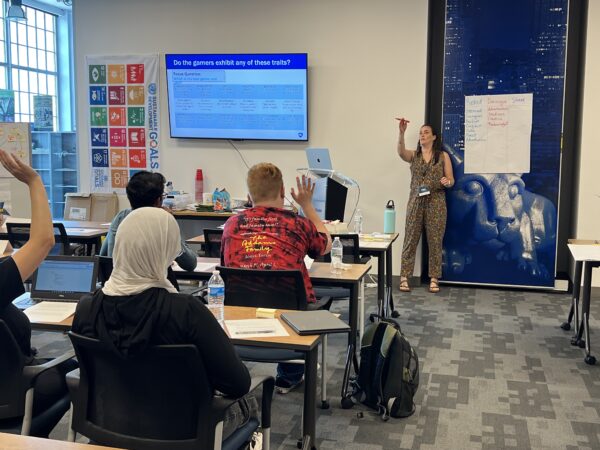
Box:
[221,206,328,303]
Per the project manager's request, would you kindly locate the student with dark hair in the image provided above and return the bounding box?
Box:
[0,150,77,437]
[395,118,454,293]
[100,171,197,272]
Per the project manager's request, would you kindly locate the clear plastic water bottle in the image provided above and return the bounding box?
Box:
[353,208,363,234]
[330,237,343,274]
[207,270,225,325]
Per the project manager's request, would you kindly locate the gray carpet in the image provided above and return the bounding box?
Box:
[35,282,599,449]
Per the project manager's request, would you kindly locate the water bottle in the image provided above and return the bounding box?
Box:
[207,270,225,325]
[383,200,396,234]
[330,237,343,274]
[195,169,204,204]
[353,208,363,234]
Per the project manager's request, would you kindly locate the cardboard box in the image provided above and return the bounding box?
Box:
[90,193,118,222]
[64,193,91,220]
[64,193,118,222]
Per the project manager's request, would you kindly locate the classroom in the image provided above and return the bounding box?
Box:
[0,0,599,449]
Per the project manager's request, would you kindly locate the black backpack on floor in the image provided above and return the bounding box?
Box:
[346,314,419,420]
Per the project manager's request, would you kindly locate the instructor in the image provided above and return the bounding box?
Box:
[396,118,454,293]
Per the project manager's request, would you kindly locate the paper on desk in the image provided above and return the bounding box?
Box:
[24,302,77,323]
[225,319,289,338]
[172,261,218,273]
[304,255,314,270]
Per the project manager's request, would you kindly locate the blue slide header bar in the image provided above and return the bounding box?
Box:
[165,53,307,70]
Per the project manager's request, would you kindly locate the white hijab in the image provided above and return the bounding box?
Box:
[102,207,181,296]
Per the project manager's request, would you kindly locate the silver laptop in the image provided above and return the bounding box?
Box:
[305,148,333,177]
[13,256,99,309]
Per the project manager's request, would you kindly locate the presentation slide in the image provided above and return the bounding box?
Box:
[165,53,308,141]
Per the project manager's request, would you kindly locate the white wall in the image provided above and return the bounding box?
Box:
[73,0,429,276]
[577,1,600,286]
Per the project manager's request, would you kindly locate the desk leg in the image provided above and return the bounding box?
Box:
[302,344,318,450]
[580,263,596,365]
[377,254,385,316]
[385,245,397,318]
[563,261,582,332]
[341,283,359,403]
[573,262,589,348]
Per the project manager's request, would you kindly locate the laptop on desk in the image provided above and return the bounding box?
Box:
[13,256,99,310]
[305,148,333,177]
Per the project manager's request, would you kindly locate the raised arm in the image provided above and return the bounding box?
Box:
[395,117,416,163]
[291,175,332,254]
[0,150,54,281]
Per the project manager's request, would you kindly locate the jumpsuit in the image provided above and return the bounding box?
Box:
[400,152,447,279]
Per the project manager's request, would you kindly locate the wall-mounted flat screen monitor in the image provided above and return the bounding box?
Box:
[165,53,308,141]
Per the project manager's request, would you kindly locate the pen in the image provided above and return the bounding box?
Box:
[236,330,275,335]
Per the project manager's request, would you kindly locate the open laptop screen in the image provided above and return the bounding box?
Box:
[305,148,332,174]
[33,257,97,296]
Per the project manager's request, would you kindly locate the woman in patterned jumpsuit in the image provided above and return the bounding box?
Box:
[396,119,454,293]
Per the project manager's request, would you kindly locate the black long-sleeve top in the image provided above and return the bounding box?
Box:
[73,287,251,398]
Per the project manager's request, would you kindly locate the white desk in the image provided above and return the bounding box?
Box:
[565,243,600,365]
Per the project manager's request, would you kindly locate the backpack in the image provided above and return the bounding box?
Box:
[346,314,419,420]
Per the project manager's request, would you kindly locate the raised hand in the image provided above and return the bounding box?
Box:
[395,117,410,135]
[290,175,315,209]
[0,149,39,185]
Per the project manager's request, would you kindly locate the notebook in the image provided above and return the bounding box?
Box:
[13,256,99,310]
[305,148,333,176]
[280,310,350,335]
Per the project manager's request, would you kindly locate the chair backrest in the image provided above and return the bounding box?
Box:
[218,266,307,310]
[0,320,26,420]
[68,332,217,450]
[203,228,223,258]
[6,222,71,255]
[319,233,361,263]
[97,256,113,285]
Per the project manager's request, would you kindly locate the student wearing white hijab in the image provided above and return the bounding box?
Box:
[73,208,257,441]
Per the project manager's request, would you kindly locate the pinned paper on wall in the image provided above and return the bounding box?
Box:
[464,93,533,174]
[0,122,31,178]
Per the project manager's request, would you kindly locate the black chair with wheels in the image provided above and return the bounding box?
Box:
[6,222,82,256]
[0,320,75,437]
[66,331,274,450]
[218,266,332,409]
[203,228,224,258]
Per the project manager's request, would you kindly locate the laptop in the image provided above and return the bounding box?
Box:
[305,148,333,177]
[280,310,350,335]
[13,256,99,310]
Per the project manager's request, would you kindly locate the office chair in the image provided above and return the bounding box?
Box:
[96,255,181,291]
[0,320,75,437]
[67,332,274,450]
[6,222,82,256]
[218,266,332,409]
[203,228,224,258]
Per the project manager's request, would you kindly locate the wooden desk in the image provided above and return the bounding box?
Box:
[172,210,235,221]
[0,432,122,449]
[359,233,399,318]
[23,305,322,450]
[563,241,600,365]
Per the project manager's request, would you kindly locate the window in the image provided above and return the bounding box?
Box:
[0,4,58,127]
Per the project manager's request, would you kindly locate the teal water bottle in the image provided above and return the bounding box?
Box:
[383,200,396,234]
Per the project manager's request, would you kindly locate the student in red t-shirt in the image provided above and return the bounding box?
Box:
[222,162,332,393]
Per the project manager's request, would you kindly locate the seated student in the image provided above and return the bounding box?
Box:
[221,162,332,394]
[73,207,257,440]
[100,170,197,272]
[0,150,77,437]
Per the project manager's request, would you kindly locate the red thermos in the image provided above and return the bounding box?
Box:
[195,169,204,203]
